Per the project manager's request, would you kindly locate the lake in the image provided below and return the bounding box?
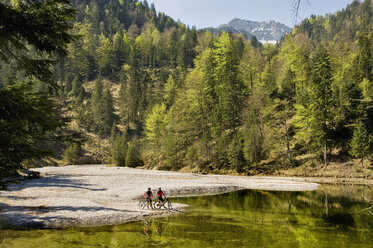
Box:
[1,184,373,247]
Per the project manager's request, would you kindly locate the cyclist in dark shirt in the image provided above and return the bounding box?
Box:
[144,187,153,209]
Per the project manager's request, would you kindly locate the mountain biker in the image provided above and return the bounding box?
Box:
[144,187,153,209]
[157,187,166,204]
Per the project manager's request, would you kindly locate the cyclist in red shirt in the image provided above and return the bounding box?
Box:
[157,187,166,204]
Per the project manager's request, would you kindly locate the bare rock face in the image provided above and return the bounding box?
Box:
[210,18,292,43]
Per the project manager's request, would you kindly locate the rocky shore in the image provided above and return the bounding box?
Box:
[0,165,319,228]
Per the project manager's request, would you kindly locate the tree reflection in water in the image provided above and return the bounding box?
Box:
[1,185,373,248]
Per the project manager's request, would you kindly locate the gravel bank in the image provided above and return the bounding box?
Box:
[0,165,319,228]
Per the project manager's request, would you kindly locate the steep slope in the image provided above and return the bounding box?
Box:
[4,0,370,176]
[293,0,373,43]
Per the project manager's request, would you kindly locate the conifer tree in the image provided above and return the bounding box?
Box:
[350,120,371,167]
[101,84,116,135]
[71,75,81,97]
[92,77,103,132]
[0,0,77,187]
[125,141,141,167]
[110,122,118,146]
[211,32,243,136]
[112,133,128,166]
[309,46,333,166]
[90,78,115,136]
[163,75,176,106]
[63,143,82,165]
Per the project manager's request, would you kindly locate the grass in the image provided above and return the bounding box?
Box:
[0,218,10,230]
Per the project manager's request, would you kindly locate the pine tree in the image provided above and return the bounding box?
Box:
[144,103,169,147]
[0,0,77,187]
[101,84,116,135]
[112,133,128,166]
[350,120,371,167]
[97,34,115,76]
[309,46,333,166]
[92,77,104,133]
[63,143,82,165]
[228,133,246,172]
[125,141,141,167]
[163,75,176,106]
[71,75,81,97]
[110,122,118,146]
[211,32,243,136]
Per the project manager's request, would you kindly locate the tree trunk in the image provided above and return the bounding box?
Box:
[324,191,329,216]
[323,143,327,167]
[284,118,292,162]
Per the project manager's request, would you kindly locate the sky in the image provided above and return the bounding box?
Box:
[147,0,354,28]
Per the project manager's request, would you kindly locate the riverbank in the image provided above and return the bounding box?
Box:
[1,164,321,228]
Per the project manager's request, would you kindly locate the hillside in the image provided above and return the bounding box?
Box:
[57,0,373,176]
[1,0,372,180]
[293,0,373,44]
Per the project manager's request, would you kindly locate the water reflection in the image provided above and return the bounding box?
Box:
[1,185,373,248]
[142,219,167,237]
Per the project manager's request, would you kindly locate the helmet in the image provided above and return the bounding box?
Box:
[148,187,151,190]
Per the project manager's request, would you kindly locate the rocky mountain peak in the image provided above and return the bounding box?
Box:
[216,18,292,43]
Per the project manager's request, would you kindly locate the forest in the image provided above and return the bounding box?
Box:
[1,0,373,184]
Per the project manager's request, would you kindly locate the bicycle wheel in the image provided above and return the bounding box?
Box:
[166,201,172,210]
[154,201,162,210]
[139,201,147,209]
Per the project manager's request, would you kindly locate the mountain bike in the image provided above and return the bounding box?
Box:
[138,197,153,210]
[153,197,173,210]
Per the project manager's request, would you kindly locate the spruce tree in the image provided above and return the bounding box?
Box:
[112,133,128,166]
[63,143,82,165]
[125,142,141,168]
[92,77,104,133]
[0,0,77,187]
[350,120,371,167]
[110,122,118,146]
[309,46,333,166]
[71,75,81,97]
[101,84,115,135]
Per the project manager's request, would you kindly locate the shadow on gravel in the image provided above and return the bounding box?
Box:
[1,195,37,201]
[7,176,107,192]
[30,205,125,213]
[1,203,128,229]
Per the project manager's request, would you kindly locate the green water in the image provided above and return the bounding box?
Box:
[1,185,373,248]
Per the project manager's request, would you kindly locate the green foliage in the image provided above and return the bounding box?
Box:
[0,0,78,184]
[63,143,82,165]
[90,78,115,137]
[354,32,373,83]
[145,103,169,146]
[163,75,176,106]
[3,0,373,176]
[211,32,243,135]
[350,120,371,166]
[227,133,246,172]
[112,133,128,166]
[0,0,77,85]
[308,46,333,162]
[295,0,373,45]
[125,140,142,168]
[0,83,68,176]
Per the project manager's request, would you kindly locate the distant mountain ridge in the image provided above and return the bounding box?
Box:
[209,18,292,43]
